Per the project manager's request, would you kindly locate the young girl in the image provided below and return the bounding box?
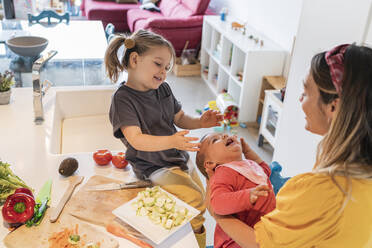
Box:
[105,29,223,248]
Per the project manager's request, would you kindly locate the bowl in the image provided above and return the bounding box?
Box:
[6,36,48,57]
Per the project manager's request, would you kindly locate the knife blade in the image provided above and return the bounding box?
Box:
[86,180,152,191]
[25,179,52,226]
[36,179,52,204]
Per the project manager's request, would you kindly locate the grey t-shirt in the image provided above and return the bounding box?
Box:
[109,82,189,179]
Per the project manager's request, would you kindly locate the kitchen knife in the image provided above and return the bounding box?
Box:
[86,180,152,191]
[36,179,52,204]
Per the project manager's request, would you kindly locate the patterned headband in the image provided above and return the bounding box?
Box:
[325,44,350,95]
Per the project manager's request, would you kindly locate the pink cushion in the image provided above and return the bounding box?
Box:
[127,9,163,32]
[159,0,191,17]
[181,0,210,15]
[133,19,149,30]
[159,0,210,17]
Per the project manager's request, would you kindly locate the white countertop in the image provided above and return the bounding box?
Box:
[0,87,198,247]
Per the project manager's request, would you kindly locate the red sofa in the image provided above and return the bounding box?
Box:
[81,0,212,55]
[81,1,140,32]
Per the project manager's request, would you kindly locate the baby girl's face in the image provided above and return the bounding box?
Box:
[202,133,243,167]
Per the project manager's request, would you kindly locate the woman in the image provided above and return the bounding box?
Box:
[206,44,372,248]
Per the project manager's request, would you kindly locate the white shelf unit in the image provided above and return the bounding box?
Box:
[200,16,286,122]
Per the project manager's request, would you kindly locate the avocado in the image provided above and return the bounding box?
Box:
[59,157,78,177]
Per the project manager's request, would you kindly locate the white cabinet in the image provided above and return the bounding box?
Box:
[200,16,285,122]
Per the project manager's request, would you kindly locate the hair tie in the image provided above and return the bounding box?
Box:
[325,44,350,95]
[124,38,135,49]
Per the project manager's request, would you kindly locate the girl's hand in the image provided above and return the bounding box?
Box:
[200,110,224,128]
[171,130,200,152]
[249,184,270,204]
[240,138,263,164]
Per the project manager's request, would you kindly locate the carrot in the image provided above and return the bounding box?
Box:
[106,223,153,248]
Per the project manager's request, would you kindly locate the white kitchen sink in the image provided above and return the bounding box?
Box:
[48,86,124,154]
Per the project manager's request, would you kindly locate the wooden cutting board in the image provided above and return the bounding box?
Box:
[4,211,118,248]
[64,175,143,227]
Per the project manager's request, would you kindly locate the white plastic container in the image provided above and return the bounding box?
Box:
[216,93,239,125]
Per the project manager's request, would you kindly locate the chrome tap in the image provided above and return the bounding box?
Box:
[32,50,57,125]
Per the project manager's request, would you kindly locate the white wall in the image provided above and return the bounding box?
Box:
[273,0,372,176]
[209,0,303,52]
[364,4,372,45]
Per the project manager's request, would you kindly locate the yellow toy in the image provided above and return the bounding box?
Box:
[208,100,219,111]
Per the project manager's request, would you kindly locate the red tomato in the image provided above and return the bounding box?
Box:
[112,152,129,169]
[93,149,112,166]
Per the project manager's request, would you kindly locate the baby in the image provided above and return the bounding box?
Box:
[196,133,276,248]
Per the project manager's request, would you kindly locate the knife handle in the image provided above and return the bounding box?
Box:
[50,176,83,223]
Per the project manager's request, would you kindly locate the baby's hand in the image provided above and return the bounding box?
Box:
[171,130,200,152]
[249,184,270,204]
[200,110,224,128]
[241,138,263,164]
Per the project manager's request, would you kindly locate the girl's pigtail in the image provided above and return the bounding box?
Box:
[104,35,126,83]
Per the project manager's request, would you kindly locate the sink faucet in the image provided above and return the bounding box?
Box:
[32,50,57,125]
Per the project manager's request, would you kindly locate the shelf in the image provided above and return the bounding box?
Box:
[217,67,229,93]
[200,16,285,122]
[205,78,218,97]
[231,76,242,87]
[221,64,231,74]
[263,76,286,90]
[201,73,208,83]
[210,52,220,65]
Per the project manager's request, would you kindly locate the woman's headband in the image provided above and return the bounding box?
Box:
[325,44,350,95]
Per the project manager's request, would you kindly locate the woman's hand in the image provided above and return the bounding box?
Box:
[200,110,224,128]
[241,138,263,164]
[171,130,200,152]
[205,179,216,218]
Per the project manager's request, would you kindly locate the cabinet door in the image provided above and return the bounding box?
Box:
[259,91,282,148]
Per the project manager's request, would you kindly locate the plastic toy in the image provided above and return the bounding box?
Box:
[229,121,239,127]
[208,100,219,111]
[220,8,227,21]
[269,161,291,195]
[195,109,202,115]
[239,122,247,128]
[213,126,224,133]
[226,125,231,131]
[237,71,243,81]
[216,93,239,126]
[231,22,245,30]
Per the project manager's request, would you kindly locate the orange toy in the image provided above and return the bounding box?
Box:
[231,22,245,30]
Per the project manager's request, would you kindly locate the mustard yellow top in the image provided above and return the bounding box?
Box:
[254,173,372,248]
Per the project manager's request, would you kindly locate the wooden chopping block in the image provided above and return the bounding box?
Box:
[64,175,143,226]
[4,211,118,248]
